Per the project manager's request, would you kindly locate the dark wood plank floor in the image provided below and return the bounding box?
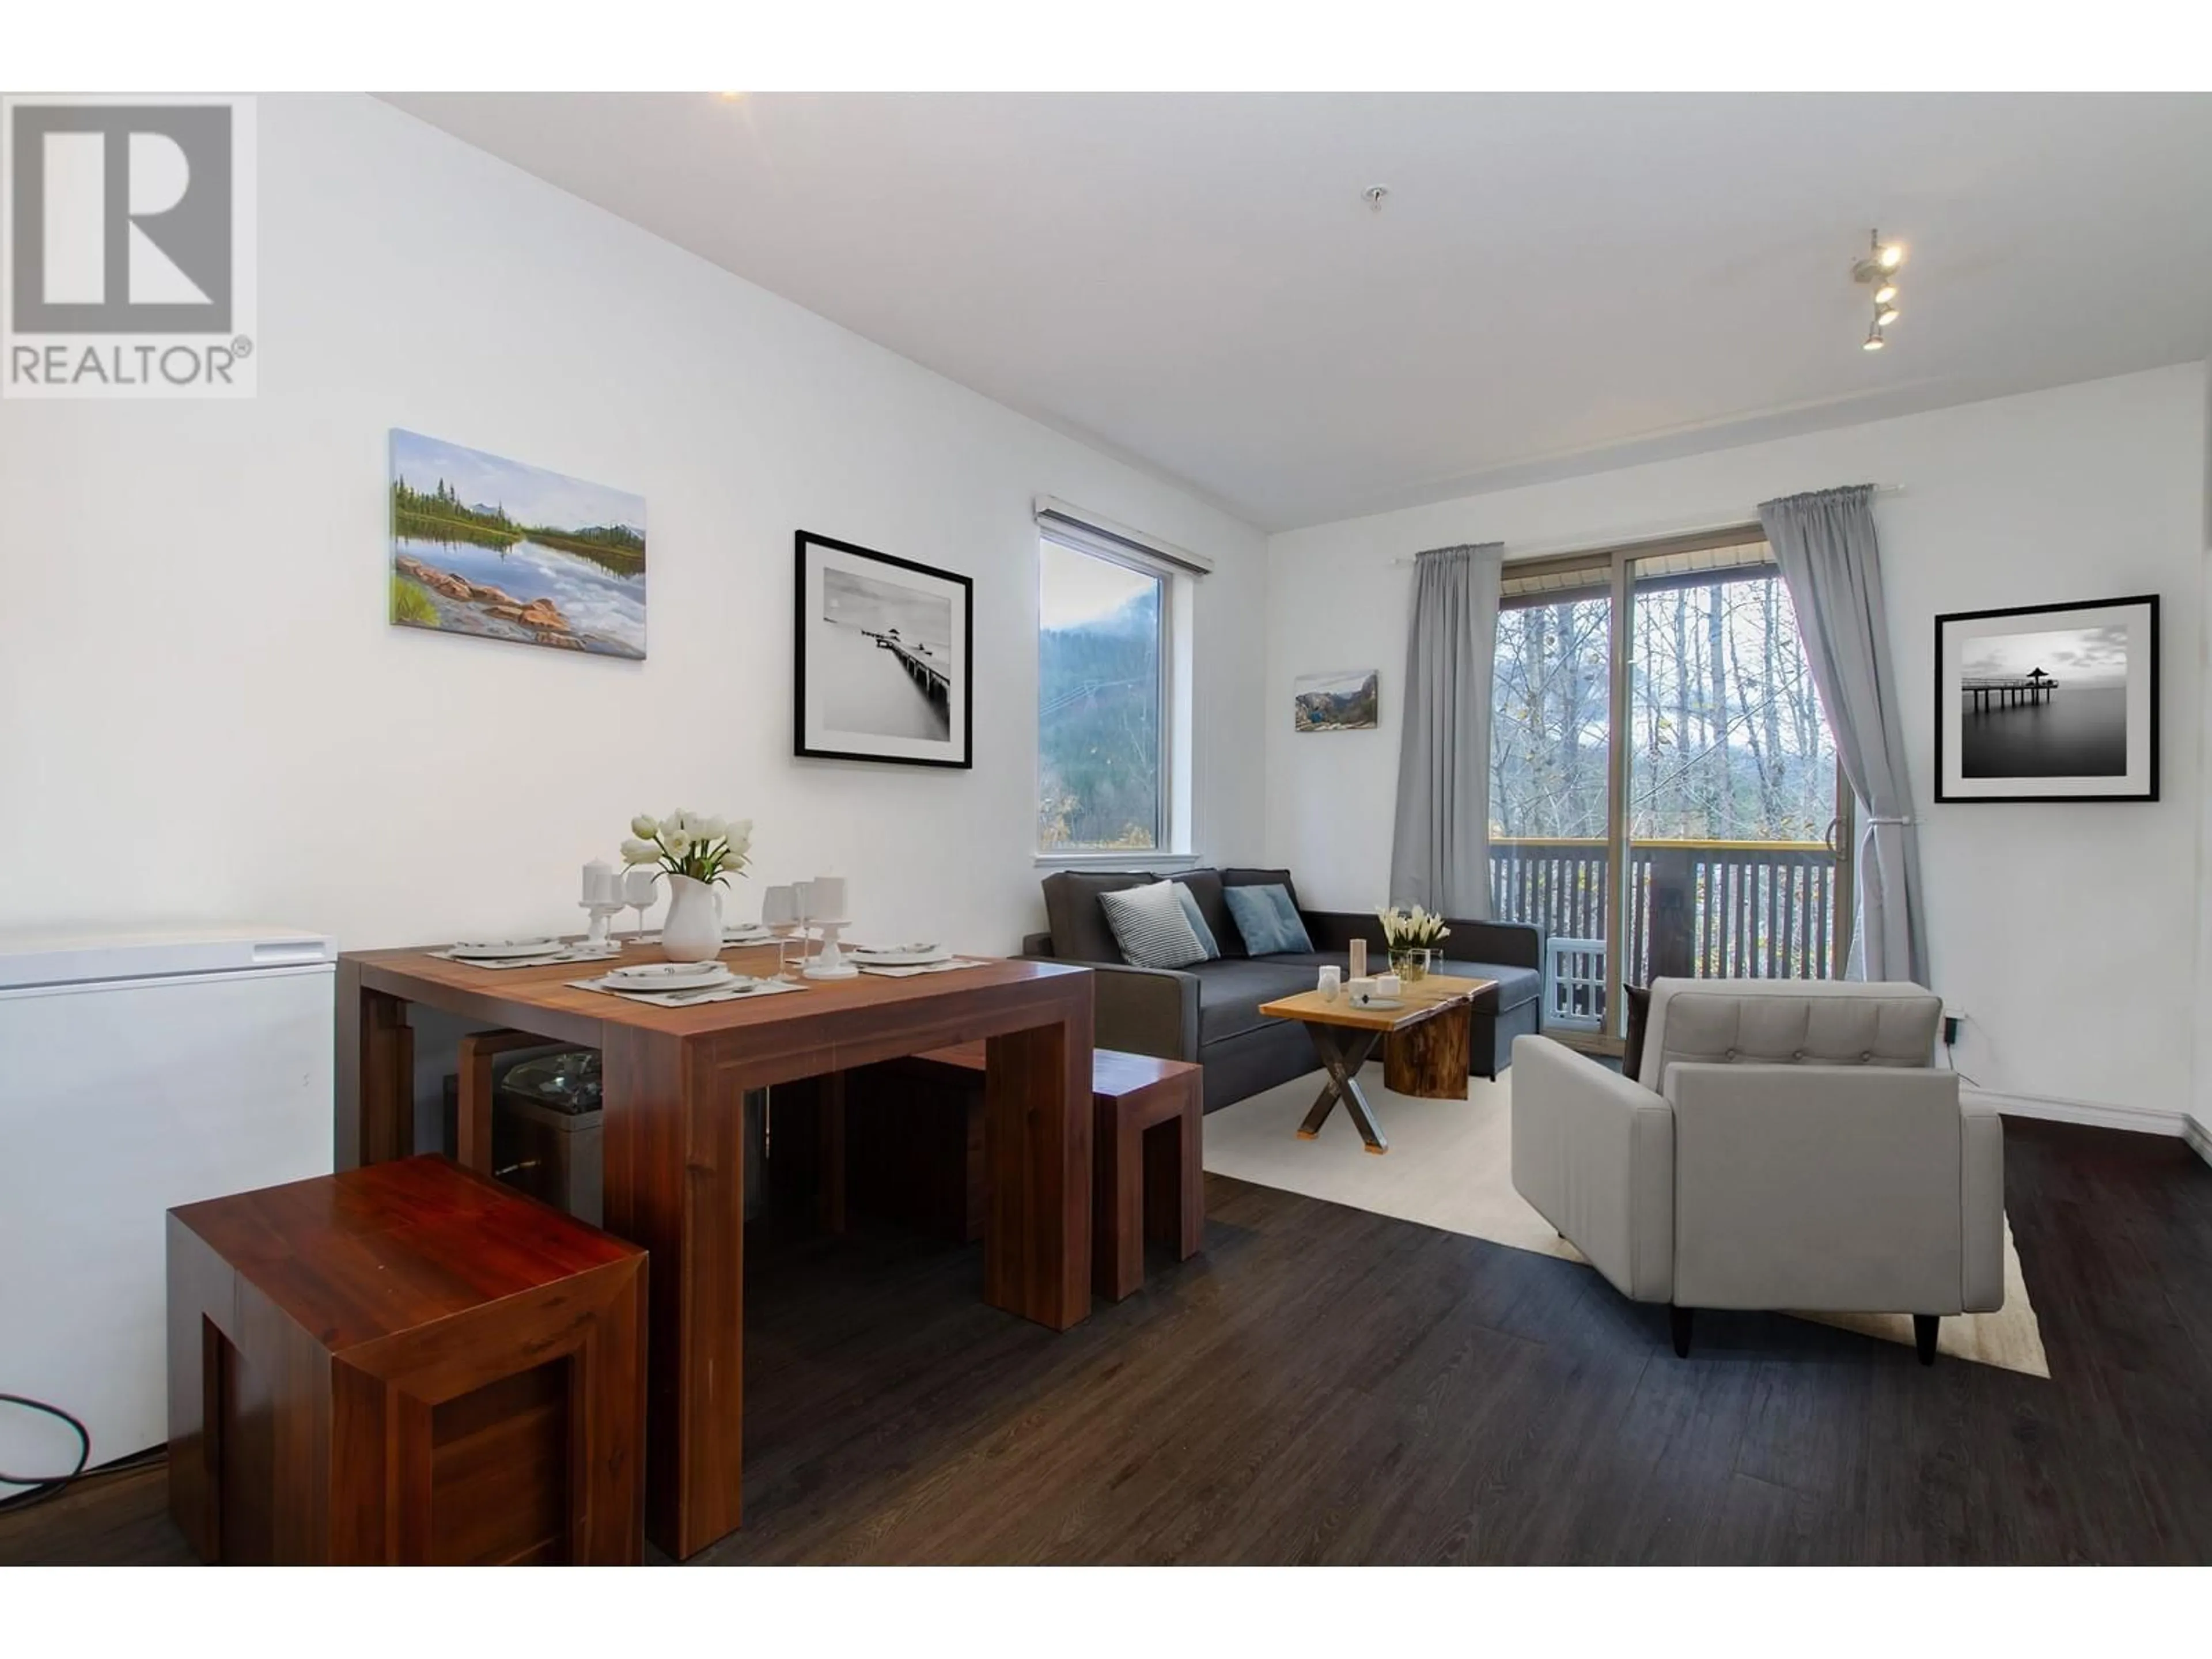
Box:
[6,1116,2209,1565]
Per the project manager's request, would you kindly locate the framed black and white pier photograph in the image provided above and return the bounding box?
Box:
[1934,594,2159,802]
[794,531,974,768]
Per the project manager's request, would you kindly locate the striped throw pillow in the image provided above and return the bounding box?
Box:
[1097,881,1210,969]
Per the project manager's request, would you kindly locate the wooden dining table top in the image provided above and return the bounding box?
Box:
[343,938,1089,1046]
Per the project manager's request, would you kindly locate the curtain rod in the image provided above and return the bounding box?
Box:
[1384,485,1906,567]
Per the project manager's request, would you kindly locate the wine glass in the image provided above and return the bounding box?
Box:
[762,884,800,980]
[623,868,658,942]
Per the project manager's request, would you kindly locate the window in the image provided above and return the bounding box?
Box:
[1037,536,1168,851]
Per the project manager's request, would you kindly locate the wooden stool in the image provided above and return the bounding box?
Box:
[1086,1050,1205,1302]
[167,1155,646,1565]
[798,1044,1203,1301]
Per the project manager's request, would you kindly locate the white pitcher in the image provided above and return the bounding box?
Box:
[661,874,724,963]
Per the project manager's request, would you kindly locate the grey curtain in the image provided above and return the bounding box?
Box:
[1389,543,1505,918]
[1759,486,1929,986]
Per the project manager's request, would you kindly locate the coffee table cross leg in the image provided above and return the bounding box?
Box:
[1296,1027,1388,1154]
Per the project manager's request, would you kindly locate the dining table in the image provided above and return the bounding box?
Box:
[333,937,1095,1560]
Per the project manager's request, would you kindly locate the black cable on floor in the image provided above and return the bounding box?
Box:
[0,1393,92,1515]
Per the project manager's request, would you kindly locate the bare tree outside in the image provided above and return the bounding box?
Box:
[1489,566,1842,996]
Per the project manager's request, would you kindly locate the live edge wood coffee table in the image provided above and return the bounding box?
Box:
[1258,974,1493,1156]
[335,941,1094,1560]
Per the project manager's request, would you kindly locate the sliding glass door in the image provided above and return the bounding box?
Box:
[1490,578,1613,1030]
[1625,549,1847,988]
[1490,529,1851,1047]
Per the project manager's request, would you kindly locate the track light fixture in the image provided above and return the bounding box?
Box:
[1851,229,1907,351]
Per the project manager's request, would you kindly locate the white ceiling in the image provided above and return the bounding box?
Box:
[382,92,2212,531]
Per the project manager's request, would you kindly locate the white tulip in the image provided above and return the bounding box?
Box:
[619,838,656,865]
[631,814,658,840]
[664,829,693,857]
[695,815,726,842]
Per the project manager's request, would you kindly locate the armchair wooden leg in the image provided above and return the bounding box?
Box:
[1669,1305,1693,1359]
[1913,1313,1940,1366]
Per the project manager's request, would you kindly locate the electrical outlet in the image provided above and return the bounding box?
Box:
[1942,1013,1965,1047]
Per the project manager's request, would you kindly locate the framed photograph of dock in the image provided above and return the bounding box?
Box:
[794,531,973,768]
[1934,594,2158,802]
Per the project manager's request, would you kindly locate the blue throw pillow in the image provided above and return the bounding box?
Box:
[1169,881,1221,959]
[1223,883,1313,956]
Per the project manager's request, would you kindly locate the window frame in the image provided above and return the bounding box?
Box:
[1034,525,1186,865]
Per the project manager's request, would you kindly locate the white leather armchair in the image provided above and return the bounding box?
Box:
[1510,979,2004,1363]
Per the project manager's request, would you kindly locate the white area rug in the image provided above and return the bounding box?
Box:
[1205,1067,2050,1378]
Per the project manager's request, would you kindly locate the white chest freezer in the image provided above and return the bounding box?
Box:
[0,927,335,1479]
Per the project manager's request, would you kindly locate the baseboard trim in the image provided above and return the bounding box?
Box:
[1965,1088,2190,1140]
[2185,1117,2212,1169]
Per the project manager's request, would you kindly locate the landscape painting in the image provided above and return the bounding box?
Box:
[1294,668,1380,732]
[389,429,646,660]
[1935,595,2158,802]
[795,531,972,767]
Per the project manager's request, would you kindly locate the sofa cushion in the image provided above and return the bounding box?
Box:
[1439,960,1542,1016]
[1168,881,1222,959]
[1194,959,1317,1046]
[1041,870,1155,964]
[1224,884,1313,955]
[1219,868,1302,958]
[1165,869,1233,958]
[1099,881,1210,969]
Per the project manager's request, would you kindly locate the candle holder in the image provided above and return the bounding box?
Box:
[795,879,857,980]
[801,915,857,979]
[576,898,626,957]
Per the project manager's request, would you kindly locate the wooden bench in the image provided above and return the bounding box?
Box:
[777,1044,1204,1301]
[167,1155,646,1565]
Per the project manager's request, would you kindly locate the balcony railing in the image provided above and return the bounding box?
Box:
[1491,836,1840,1022]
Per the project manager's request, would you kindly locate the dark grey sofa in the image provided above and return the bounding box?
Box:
[1022,867,1543,1112]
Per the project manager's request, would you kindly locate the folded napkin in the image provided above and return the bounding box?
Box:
[431,944,617,969]
[856,957,988,979]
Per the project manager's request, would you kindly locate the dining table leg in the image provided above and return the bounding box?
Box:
[982,989,1094,1332]
[335,960,414,1171]
[599,1025,745,1561]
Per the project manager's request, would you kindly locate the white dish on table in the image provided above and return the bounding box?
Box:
[605,960,732,992]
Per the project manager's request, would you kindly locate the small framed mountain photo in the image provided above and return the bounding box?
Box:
[794,531,974,768]
[1293,668,1380,732]
[1934,594,2158,802]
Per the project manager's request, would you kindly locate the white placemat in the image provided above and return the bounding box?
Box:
[567,972,808,1009]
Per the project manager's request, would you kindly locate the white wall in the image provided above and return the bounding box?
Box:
[1267,365,2207,1123]
[2195,353,2212,1145]
[0,94,1268,955]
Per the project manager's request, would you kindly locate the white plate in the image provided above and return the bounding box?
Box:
[606,961,732,991]
[850,944,950,966]
[1347,997,1404,1011]
[448,938,565,960]
[722,928,775,944]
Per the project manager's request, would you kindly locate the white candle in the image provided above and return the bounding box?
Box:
[582,859,615,904]
[808,874,846,919]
